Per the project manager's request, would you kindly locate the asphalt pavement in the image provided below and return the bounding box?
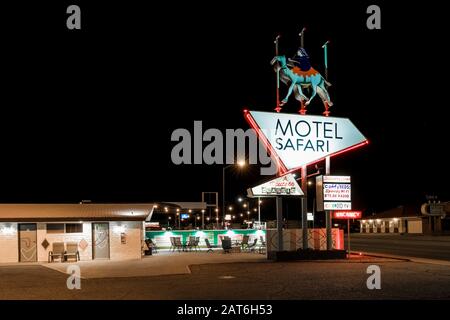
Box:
[1,257,450,299]
[345,233,450,261]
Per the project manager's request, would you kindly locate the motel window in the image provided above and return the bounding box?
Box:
[46,223,65,234]
[65,223,83,233]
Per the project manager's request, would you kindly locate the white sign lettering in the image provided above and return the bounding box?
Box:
[323,183,351,201]
[324,202,352,210]
[247,111,367,171]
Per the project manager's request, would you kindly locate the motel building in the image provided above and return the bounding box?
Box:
[360,203,450,235]
[360,205,424,234]
[0,203,155,263]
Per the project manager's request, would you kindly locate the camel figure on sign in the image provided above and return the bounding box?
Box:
[271,55,333,111]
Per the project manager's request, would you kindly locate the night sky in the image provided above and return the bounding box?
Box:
[1,1,448,219]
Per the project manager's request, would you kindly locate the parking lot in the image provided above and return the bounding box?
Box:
[1,253,450,299]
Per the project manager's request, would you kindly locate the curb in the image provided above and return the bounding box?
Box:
[353,251,450,266]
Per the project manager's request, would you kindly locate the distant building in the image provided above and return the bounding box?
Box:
[360,203,450,234]
[360,205,423,234]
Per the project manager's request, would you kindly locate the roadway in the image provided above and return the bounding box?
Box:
[346,233,450,261]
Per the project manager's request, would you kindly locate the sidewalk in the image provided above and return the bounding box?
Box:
[351,233,450,242]
[41,251,267,279]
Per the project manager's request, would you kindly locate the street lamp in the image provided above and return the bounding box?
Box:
[201,209,205,229]
[215,208,219,228]
[222,160,246,227]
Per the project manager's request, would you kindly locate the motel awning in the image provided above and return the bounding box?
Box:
[0,203,155,222]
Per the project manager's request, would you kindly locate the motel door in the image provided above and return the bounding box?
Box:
[19,224,37,262]
[92,223,110,259]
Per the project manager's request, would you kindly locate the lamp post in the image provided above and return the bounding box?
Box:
[201,209,205,229]
[222,161,245,227]
[258,198,261,224]
[215,208,219,229]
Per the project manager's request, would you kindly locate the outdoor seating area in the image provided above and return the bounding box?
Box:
[219,235,265,254]
[145,230,267,255]
[169,236,200,252]
[48,242,80,262]
[147,235,266,255]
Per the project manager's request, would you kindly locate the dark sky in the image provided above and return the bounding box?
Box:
[1,1,448,217]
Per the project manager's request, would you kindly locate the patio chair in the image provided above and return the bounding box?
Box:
[169,237,176,251]
[48,242,65,262]
[192,237,200,251]
[239,235,250,251]
[221,239,232,254]
[173,237,183,252]
[145,239,158,254]
[258,237,266,254]
[150,238,158,253]
[185,236,194,251]
[204,238,215,253]
[64,242,80,262]
[246,239,258,252]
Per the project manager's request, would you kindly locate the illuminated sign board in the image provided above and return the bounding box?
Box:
[324,202,352,210]
[316,175,351,211]
[323,176,351,183]
[307,212,314,221]
[247,173,304,198]
[180,214,189,219]
[323,183,351,201]
[244,110,368,173]
[333,211,362,219]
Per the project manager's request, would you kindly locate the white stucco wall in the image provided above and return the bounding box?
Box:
[0,223,19,263]
[1,221,143,263]
[360,218,422,234]
[407,219,422,234]
[109,221,143,260]
[37,223,93,262]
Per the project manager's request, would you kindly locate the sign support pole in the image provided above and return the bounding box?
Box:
[274,35,281,112]
[322,40,333,251]
[325,157,332,250]
[299,27,306,49]
[258,196,261,224]
[202,211,204,230]
[301,165,308,249]
[347,218,351,258]
[276,196,283,251]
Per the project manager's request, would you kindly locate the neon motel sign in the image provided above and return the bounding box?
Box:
[333,211,362,219]
[247,173,304,198]
[244,110,368,173]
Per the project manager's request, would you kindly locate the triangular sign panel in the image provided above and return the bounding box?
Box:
[247,173,304,197]
[245,110,368,172]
